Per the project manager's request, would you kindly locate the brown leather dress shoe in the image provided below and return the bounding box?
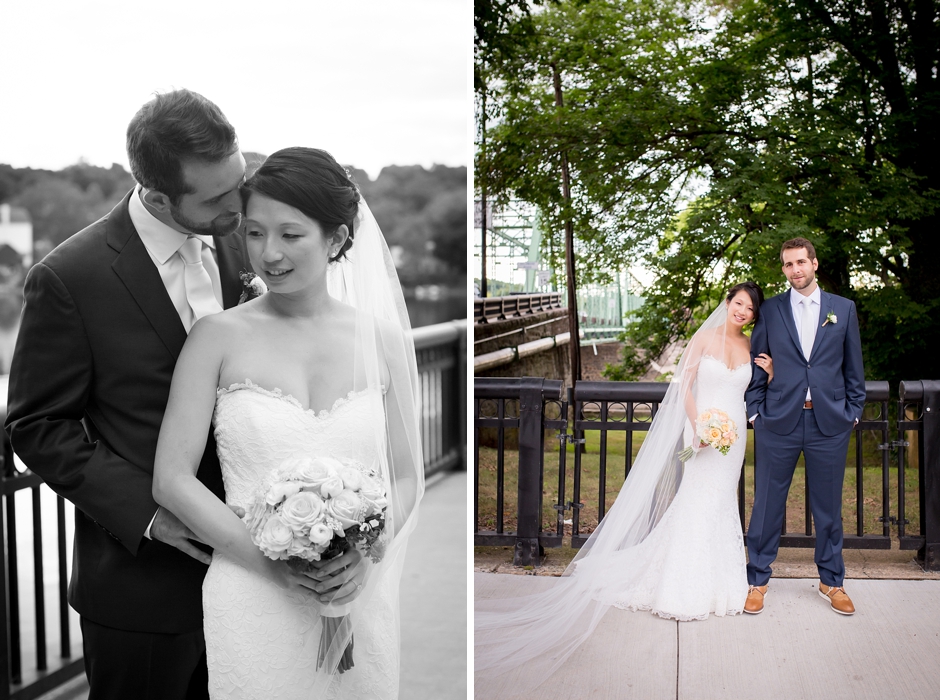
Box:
[819,583,856,615]
[744,585,768,614]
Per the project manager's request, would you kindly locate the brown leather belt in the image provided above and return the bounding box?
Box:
[803,401,813,409]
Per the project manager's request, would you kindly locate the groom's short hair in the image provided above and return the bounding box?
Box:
[780,237,816,263]
[126,89,238,204]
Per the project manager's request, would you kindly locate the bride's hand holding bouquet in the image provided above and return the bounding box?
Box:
[678,408,739,462]
[246,455,389,673]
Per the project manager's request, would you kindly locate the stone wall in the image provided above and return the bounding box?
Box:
[474,309,571,384]
[473,309,568,348]
[579,341,624,382]
[475,312,641,386]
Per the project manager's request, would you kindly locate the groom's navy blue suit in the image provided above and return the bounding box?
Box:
[744,289,865,587]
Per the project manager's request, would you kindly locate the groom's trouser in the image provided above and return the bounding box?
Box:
[81,617,208,700]
[747,408,851,587]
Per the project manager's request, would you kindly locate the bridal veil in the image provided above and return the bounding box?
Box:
[312,197,425,691]
[475,301,735,692]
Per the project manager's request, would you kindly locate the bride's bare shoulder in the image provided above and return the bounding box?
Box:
[186,304,257,349]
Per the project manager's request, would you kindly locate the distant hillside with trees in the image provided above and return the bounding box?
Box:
[0,159,466,285]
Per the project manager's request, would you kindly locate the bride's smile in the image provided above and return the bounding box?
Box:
[726,289,756,329]
[244,193,348,297]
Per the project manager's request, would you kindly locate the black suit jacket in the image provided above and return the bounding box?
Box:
[5,191,249,633]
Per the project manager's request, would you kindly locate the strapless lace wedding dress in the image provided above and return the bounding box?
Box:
[576,356,750,620]
[203,381,399,699]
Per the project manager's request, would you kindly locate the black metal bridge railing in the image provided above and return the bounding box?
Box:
[474,377,940,571]
[0,319,467,700]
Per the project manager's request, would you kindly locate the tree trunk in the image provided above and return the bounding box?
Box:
[552,63,581,391]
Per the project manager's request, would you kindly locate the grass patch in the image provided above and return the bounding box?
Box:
[475,427,921,542]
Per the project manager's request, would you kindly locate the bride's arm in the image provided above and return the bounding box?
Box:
[152,315,299,590]
[681,336,704,428]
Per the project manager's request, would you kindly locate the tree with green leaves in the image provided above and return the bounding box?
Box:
[476,0,940,387]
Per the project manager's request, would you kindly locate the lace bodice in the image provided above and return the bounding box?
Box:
[203,381,399,699]
[695,355,751,422]
[212,380,385,511]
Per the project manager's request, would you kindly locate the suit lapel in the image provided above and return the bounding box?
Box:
[777,294,804,357]
[215,231,248,309]
[808,291,834,363]
[108,192,188,359]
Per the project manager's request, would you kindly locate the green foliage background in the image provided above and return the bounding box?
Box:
[475,0,940,388]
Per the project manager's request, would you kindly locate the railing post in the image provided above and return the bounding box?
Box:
[515,378,545,566]
[917,380,940,571]
[0,436,11,700]
[457,322,467,471]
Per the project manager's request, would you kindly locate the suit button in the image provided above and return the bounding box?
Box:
[807,364,811,368]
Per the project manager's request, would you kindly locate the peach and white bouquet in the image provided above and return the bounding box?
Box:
[678,408,738,462]
[245,455,388,674]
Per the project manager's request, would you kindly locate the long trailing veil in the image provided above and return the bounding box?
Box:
[475,300,735,695]
[313,197,425,692]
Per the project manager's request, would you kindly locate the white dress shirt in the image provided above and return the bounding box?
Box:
[128,187,223,328]
[128,188,224,538]
[790,285,821,402]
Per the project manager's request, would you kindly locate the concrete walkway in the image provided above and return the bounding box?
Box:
[401,469,467,699]
[475,573,940,700]
[38,469,468,700]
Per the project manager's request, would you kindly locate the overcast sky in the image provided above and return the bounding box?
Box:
[0,0,469,179]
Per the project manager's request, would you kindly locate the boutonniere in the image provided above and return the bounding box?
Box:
[238,271,267,304]
[822,310,837,327]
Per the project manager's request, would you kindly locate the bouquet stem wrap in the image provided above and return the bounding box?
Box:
[318,615,354,674]
[289,553,355,673]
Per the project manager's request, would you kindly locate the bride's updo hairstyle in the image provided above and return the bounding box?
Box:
[725,281,764,324]
[243,147,360,262]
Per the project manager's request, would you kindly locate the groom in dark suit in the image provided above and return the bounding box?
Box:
[5,90,249,699]
[743,237,865,616]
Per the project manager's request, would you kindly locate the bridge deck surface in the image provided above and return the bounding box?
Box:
[475,573,940,700]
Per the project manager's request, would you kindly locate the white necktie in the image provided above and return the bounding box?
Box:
[800,297,814,360]
[178,237,222,331]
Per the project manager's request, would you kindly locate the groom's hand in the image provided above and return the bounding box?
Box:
[149,506,244,566]
[151,507,211,565]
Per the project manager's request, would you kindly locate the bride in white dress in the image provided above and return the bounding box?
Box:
[475,282,771,693]
[153,147,423,699]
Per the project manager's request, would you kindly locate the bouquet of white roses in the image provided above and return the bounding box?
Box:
[678,408,739,462]
[245,455,388,673]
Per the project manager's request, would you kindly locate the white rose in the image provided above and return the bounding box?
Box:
[311,456,345,475]
[258,515,293,558]
[249,276,268,295]
[265,481,303,506]
[280,491,325,535]
[286,534,313,559]
[328,489,364,530]
[339,466,363,492]
[295,457,343,492]
[319,474,346,500]
[308,523,334,546]
[278,457,313,474]
[359,478,388,513]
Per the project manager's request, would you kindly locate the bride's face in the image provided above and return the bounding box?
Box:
[726,290,756,329]
[244,192,339,293]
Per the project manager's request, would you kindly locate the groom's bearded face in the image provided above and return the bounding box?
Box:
[171,151,246,236]
[782,247,818,291]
